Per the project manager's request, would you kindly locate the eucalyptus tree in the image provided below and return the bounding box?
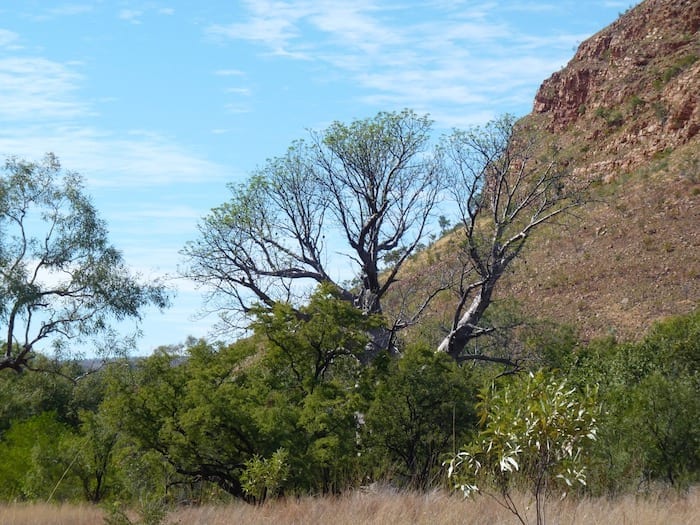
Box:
[437,115,587,365]
[184,112,586,364]
[182,110,442,346]
[0,154,169,372]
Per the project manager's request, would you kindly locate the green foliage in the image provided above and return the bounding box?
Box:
[628,94,646,113]
[658,53,698,85]
[595,106,624,128]
[0,412,75,500]
[102,339,261,498]
[251,284,381,395]
[0,357,78,432]
[0,309,694,506]
[438,215,451,234]
[240,448,290,503]
[63,411,118,502]
[564,310,700,494]
[101,287,382,498]
[182,109,441,334]
[249,286,378,492]
[364,345,477,489]
[0,154,169,371]
[447,370,599,524]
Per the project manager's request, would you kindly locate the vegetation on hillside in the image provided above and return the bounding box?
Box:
[0,298,697,511]
[0,108,697,525]
[1,2,698,518]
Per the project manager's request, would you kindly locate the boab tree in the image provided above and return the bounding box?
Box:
[0,154,169,372]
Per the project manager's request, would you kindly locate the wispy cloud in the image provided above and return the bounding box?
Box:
[206,0,588,124]
[214,69,246,77]
[117,5,176,23]
[0,125,225,188]
[225,87,251,96]
[0,28,20,48]
[0,46,224,189]
[207,0,317,58]
[0,56,88,121]
[47,4,94,16]
[118,9,143,24]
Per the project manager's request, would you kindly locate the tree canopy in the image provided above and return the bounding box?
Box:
[182,110,441,332]
[183,111,586,364]
[0,154,169,372]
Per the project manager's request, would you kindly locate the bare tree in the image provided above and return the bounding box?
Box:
[184,112,585,364]
[436,115,587,364]
[182,110,442,336]
[0,154,169,372]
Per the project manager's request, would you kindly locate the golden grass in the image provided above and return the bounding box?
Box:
[1,489,698,525]
[170,489,700,525]
[0,502,104,525]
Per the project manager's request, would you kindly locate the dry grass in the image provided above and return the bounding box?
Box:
[168,490,699,525]
[0,502,104,525]
[0,488,700,525]
[3,489,697,525]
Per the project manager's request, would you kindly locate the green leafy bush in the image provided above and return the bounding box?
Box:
[241,448,290,503]
[447,370,599,525]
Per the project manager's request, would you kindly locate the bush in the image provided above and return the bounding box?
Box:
[447,370,599,525]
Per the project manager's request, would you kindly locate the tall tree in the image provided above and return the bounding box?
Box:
[184,112,585,363]
[0,154,169,372]
[437,115,586,364]
[182,110,441,337]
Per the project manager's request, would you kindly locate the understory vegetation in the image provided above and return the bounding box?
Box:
[1,112,697,524]
[0,302,697,520]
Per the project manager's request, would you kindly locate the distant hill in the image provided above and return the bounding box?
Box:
[408,0,699,343]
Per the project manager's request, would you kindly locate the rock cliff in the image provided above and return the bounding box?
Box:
[505,0,699,340]
[533,0,699,181]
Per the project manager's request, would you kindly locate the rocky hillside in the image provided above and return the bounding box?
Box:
[502,0,699,341]
[533,0,699,180]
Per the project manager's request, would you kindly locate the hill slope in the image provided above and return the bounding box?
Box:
[501,0,699,340]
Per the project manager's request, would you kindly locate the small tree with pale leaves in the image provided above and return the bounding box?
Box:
[447,370,598,525]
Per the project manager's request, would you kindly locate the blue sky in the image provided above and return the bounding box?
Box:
[0,0,638,355]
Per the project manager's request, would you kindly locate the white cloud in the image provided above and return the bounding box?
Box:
[206,0,318,58]
[204,0,587,125]
[117,5,175,23]
[215,68,246,77]
[0,125,226,188]
[224,103,252,114]
[225,87,251,96]
[0,56,88,121]
[47,4,94,16]
[119,9,143,24]
[0,48,225,189]
[0,28,20,48]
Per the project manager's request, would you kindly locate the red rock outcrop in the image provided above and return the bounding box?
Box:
[533,0,699,180]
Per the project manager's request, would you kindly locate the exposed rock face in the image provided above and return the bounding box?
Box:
[501,0,700,341]
[533,0,699,181]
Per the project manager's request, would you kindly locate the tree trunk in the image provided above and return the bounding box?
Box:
[437,279,496,360]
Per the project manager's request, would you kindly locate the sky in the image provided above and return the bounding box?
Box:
[0,0,639,355]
